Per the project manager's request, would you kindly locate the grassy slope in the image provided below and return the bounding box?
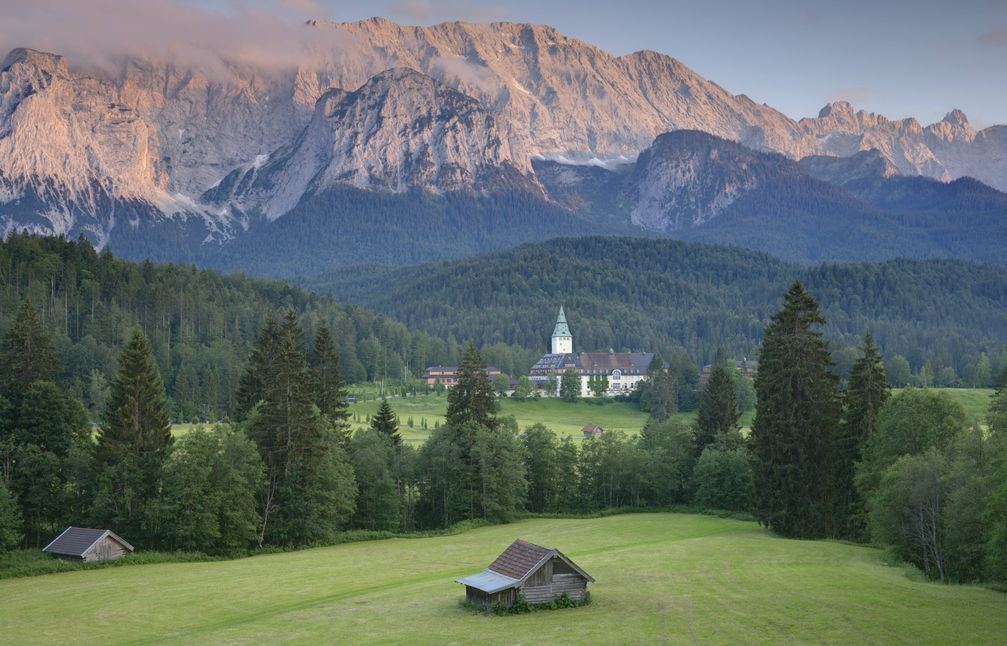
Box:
[3,514,1005,644]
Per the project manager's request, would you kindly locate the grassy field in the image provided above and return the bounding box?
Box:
[172,388,990,441]
[347,395,655,443]
[911,388,995,423]
[3,513,1006,644]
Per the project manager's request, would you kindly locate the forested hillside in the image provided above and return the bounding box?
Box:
[305,236,1007,384]
[0,235,473,421]
[194,188,641,279]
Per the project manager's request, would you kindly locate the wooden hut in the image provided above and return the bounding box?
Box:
[456,539,594,607]
[581,424,604,439]
[42,527,134,562]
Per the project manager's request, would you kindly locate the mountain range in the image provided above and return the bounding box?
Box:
[0,18,1005,273]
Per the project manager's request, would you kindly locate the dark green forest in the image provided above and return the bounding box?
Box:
[0,234,478,422]
[197,187,640,279]
[305,236,1007,385]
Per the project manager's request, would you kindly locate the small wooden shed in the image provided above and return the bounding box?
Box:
[456,539,594,607]
[42,527,134,562]
[581,424,604,439]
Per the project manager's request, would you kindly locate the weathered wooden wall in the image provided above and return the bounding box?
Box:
[84,538,128,562]
[465,586,516,607]
[519,557,588,603]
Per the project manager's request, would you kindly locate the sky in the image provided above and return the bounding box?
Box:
[2,0,1004,127]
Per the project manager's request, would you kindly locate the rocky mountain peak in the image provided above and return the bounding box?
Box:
[817,101,855,120]
[942,109,969,126]
[1,48,68,76]
[799,148,899,185]
[629,130,785,231]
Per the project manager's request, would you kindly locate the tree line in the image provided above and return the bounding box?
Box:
[309,236,1007,385]
[0,234,480,424]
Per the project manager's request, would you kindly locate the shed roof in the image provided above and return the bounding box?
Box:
[42,527,134,557]
[455,539,594,593]
[455,570,520,594]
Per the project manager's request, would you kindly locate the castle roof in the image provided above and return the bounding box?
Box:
[529,352,654,375]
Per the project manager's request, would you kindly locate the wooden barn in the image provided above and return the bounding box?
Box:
[456,539,594,607]
[42,527,134,562]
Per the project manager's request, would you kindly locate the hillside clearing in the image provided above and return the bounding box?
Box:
[3,514,1005,644]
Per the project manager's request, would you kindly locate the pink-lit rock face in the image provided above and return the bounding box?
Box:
[1,18,1004,246]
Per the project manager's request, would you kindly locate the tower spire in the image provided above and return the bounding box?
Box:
[551,305,572,354]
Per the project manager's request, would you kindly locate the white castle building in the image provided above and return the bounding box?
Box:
[529,306,654,397]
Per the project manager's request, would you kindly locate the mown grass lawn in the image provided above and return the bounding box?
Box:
[3,513,1005,645]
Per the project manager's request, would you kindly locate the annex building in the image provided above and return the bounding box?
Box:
[529,307,653,397]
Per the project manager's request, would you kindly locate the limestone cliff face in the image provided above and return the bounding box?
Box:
[627,130,788,231]
[1,18,1006,250]
[208,68,537,219]
[0,48,165,235]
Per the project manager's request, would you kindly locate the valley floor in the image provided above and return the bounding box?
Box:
[3,514,1006,644]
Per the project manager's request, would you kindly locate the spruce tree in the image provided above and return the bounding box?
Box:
[370,398,401,445]
[0,300,59,400]
[309,323,349,421]
[97,327,172,468]
[249,311,355,545]
[838,333,890,539]
[695,356,741,454]
[446,344,498,430]
[94,327,172,540]
[751,281,841,538]
[236,313,280,419]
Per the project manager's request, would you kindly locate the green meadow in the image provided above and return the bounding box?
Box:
[172,388,992,442]
[3,513,1006,645]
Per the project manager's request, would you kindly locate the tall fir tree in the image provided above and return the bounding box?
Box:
[249,310,355,545]
[97,327,172,468]
[94,327,172,541]
[695,353,741,454]
[751,282,842,539]
[236,313,280,419]
[838,333,890,539]
[309,322,349,422]
[0,299,59,401]
[370,398,401,445]
[446,343,498,430]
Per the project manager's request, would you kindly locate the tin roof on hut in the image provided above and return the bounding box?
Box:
[42,527,134,560]
[456,539,594,594]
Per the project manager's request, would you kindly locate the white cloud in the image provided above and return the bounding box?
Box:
[0,0,355,77]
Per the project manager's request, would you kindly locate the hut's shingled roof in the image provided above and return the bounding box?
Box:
[487,539,552,579]
[42,527,133,557]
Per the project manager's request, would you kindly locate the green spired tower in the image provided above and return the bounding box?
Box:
[551,305,573,354]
